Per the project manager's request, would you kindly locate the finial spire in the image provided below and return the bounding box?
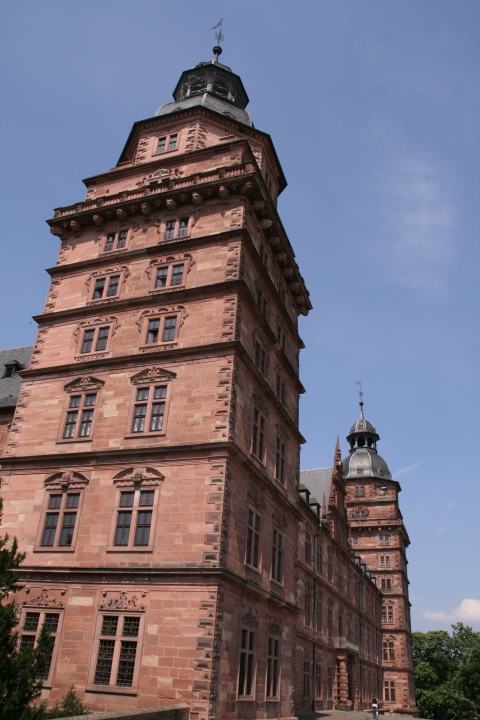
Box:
[212,19,224,63]
[355,380,364,418]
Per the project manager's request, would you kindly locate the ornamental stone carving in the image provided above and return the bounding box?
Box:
[64,376,105,393]
[22,587,65,608]
[99,591,146,611]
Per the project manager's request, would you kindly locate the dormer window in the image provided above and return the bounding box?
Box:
[3,361,22,379]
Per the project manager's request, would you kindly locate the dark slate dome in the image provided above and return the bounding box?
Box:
[156,47,253,127]
[343,402,392,480]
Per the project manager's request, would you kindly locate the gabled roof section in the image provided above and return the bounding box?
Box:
[300,467,334,514]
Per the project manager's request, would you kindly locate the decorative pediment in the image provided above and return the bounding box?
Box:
[135,305,189,333]
[252,392,269,417]
[64,376,105,393]
[130,367,176,385]
[241,609,258,628]
[268,620,282,636]
[22,587,65,608]
[113,466,164,487]
[73,315,120,342]
[99,591,146,611]
[247,487,265,510]
[85,265,130,289]
[44,471,89,490]
[145,253,195,282]
[272,510,287,529]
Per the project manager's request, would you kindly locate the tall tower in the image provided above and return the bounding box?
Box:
[1,48,311,719]
[344,403,416,714]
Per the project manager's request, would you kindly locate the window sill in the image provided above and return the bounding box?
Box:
[245,563,261,574]
[139,342,178,354]
[270,578,284,589]
[158,234,191,244]
[85,686,137,696]
[148,285,186,295]
[99,248,129,258]
[153,148,178,157]
[236,698,256,703]
[87,297,120,306]
[33,547,76,553]
[106,547,154,553]
[124,431,167,439]
[74,352,110,363]
[56,437,93,444]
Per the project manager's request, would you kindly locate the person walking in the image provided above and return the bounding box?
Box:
[372,695,379,720]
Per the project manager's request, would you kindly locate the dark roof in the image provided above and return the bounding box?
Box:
[0,346,33,409]
[300,468,333,513]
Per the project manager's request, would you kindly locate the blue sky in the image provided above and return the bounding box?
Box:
[0,1,478,633]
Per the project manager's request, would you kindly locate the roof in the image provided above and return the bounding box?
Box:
[300,467,333,513]
[0,346,33,409]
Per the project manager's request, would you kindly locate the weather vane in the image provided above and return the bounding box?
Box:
[355,381,364,416]
[212,19,224,46]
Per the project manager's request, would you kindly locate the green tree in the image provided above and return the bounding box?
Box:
[413,623,480,720]
[0,498,53,720]
[47,685,86,718]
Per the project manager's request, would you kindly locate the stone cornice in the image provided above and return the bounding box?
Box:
[47,144,311,315]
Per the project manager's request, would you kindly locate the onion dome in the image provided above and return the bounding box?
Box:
[156,46,253,127]
[343,402,392,480]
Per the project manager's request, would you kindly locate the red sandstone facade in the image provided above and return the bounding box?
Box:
[0,51,416,718]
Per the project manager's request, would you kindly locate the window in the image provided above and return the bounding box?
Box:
[254,340,267,376]
[305,532,312,563]
[381,578,392,591]
[104,230,128,252]
[266,637,279,699]
[163,217,190,240]
[142,315,178,346]
[316,537,323,573]
[92,614,143,689]
[354,486,365,497]
[130,386,167,434]
[156,133,178,154]
[275,437,286,484]
[380,534,390,545]
[315,663,322,698]
[110,488,157,551]
[19,610,61,685]
[275,373,286,406]
[3,361,21,378]
[327,552,333,582]
[238,628,255,698]
[153,263,185,289]
[353,537,359,545]
[303,660,310,698]
[327,666,333,699]
[256,286,268,319]
[276,323,286,352]
[92,275,120,300]
[384,680,396,702]
[80,326,110,354]
[327,601,333,638]
[40,491,81,549]
[355,509,367,520]
[316,594,322,632]
[386,555,391,567]
[388,606,394,623]
[271,529,283,583]
[245,509,261,569]
[383,640,395,661]
[305,586,312,628]
[62,392,97,440]
[252,409,266,461]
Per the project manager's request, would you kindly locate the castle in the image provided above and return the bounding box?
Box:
[0,48,416,718]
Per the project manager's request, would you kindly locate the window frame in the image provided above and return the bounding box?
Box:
[125,380,173,439]
[87,266,129,305]
[88,611,145,694]
[34,487,85,553]
[237,627,256,700]
[58,390,100,444]
[161,215,191,241]
[245,508,261,571]
[102,229,129,254]
[266,636,280,701]
[271,528,284,585]
[275,436,286,485]
[154,132,179,156]
[146,254,193,295]
[107,485,160,553]
[18,607,64,688]
[251,408,266,463]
